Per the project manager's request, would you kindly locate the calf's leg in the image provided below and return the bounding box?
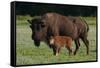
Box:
[52,46,56,55]
[55,47,60,56]
[66,41,72,55]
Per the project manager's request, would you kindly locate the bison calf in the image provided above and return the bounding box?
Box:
[49,36,73,56]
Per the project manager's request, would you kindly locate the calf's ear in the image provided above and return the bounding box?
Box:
[27,20,32,24]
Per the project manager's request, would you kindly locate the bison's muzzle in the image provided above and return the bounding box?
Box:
[32,32,42,47]
[34,40,40,47]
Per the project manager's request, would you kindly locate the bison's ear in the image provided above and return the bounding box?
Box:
[27,20,32,24]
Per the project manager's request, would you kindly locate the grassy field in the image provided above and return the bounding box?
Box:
[16,15,97,65]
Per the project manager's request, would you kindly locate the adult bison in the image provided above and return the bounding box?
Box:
[27,12,89,55]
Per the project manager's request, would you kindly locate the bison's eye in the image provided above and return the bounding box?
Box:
[41,24,45,28]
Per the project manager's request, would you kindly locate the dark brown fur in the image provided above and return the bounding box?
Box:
[28,12,89,55]
[49,36,73,56]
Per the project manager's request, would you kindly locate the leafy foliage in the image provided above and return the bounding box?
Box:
[16,2,97,16]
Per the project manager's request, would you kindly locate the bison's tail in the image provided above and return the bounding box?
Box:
[83,18,89,32]
[80,17,89,32]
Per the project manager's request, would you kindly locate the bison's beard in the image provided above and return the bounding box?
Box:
[34,41,40,47]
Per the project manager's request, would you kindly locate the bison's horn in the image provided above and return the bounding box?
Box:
[27,20,32,24]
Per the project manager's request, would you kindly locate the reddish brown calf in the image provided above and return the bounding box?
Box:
[49,36,73,56]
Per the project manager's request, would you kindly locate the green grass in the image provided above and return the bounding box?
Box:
[83,17,96,25]
[16,16,97,65]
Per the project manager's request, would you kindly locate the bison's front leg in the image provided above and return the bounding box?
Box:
[74,39,80,55]
[52,46,56,55]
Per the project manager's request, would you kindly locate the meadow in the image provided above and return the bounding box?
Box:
[16,15,97,65]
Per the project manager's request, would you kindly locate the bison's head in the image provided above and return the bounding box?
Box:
[27,18,47,47]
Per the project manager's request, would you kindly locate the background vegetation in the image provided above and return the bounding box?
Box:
[15,2,97,16]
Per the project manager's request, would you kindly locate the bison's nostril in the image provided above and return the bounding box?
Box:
[33,36,41,41]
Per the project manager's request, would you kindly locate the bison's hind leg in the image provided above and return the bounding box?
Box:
[81,37,89,55]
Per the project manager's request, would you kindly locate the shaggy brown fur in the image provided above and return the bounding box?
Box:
[28,12,89,55]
